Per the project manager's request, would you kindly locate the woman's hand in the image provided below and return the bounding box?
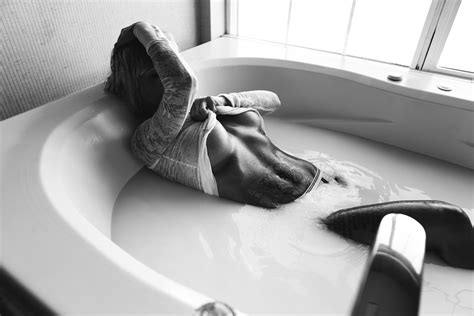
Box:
[190,96,218,121]
[114,21,179,52]
[133,21,179,52]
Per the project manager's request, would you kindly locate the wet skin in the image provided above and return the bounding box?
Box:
[138,69,319,208]
[206,109,319,209]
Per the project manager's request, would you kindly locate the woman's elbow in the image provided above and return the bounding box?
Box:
[267,91,281,112]
[271,92,282,107]
[166,73,197,93]
[188,73,198,91]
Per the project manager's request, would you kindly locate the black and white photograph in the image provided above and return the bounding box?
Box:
[1,0,473,315]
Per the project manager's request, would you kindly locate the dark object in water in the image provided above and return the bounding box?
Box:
[322,200,474,269]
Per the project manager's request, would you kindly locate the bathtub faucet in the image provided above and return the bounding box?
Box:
[351,214,426,316]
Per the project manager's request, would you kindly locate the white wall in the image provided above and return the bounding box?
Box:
[1,0,203,120]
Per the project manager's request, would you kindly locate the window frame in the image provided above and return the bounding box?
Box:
[412,0,472,78]
[226,0,238,36]
[226,0,472,79]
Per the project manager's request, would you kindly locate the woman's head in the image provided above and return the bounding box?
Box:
[105,41,164,119]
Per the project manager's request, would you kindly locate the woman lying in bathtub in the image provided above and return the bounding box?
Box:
[105,22,474,269]
[105,21,344,209]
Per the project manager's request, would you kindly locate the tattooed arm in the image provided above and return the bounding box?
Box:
[130,22,197,166]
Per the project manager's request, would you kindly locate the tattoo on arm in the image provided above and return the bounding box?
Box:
[131,41,197,166]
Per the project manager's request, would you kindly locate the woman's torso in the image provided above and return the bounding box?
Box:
[207,110,318,208]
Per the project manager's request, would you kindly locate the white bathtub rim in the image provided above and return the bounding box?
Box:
[189,56,473,112]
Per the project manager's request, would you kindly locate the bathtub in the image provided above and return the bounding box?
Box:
[1,36,473,315]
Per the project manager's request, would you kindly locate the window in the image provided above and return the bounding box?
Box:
[344,0,432,65]
[228,0,473,78]
[437,0,473,73]
[237,0,290,43]
[287,0,353,54]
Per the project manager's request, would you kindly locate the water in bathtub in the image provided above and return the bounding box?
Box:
[112,141,473,314]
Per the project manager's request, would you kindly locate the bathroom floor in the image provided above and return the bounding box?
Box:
[112,118,474,315]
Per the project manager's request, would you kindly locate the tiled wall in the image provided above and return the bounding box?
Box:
[1,0,202,120]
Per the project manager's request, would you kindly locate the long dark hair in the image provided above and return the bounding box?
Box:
[104,40,153,118]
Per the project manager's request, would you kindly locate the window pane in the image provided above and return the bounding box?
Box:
[287,0,353,53]
[237,0,290,43]
[438,0,474,73]
[345,0,432,65]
